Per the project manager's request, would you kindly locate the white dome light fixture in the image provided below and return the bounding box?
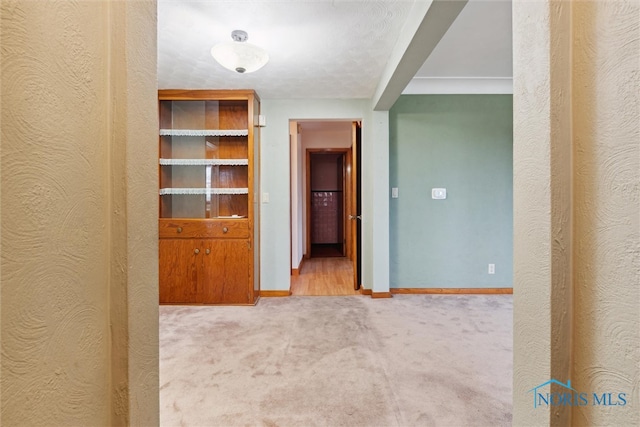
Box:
[211,30,269,74]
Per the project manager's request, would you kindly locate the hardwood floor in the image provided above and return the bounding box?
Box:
[310,243,344,257]
[290,257,360,296]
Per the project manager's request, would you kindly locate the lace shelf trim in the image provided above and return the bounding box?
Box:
[159,188,249,196]
[159,129,248,137]
[159,158,248,166]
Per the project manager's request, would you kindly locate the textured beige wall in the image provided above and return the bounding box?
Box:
[514,0,640,425]
[109,1,159,425]
[1,1,112,423]
[572,1,640,425]
[0,0,3,419]
[512,1,573,424]
[1,1,158,425]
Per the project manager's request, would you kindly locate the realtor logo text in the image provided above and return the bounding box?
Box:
[528,379,627,408]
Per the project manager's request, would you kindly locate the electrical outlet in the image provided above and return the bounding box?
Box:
[488,264,495,274]
[262,192,269,203]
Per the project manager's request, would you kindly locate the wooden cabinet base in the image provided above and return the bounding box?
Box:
[159,237,257,305]
[159,300,259,306]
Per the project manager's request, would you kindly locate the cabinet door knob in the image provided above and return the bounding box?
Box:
[222,227,228,233]
[177,227,183,233]
[205,248,211,255]
[194,248,200,254]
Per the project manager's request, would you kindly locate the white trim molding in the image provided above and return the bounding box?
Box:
[403,77,513,95]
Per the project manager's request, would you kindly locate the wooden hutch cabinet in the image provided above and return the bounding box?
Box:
[158,90,260,305]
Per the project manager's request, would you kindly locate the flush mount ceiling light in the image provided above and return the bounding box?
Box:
[211,30,269,74]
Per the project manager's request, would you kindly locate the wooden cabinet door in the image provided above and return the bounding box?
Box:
[159,239,202,303]
[200,239,251,304]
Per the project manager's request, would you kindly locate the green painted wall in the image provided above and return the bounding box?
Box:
[389,95,513,288]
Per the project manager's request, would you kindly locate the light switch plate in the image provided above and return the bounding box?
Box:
[262,192,269,203]
[432,188,447,199]
[391,187,398,198]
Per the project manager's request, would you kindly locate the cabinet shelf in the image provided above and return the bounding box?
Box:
[159,129,248,137]
[159,187,249,196]
[159,158,249,166]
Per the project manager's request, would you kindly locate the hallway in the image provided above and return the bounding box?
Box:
[290,257,359,296]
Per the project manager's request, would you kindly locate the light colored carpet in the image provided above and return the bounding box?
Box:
[160,295,512,427]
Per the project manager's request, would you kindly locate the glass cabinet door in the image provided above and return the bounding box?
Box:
[159,99,249,219]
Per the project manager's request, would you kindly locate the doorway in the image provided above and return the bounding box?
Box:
[308,151,346,258]
[289,120,362,295]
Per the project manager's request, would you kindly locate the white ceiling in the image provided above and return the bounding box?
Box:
[157,0,512,99]
[416,0,512,78]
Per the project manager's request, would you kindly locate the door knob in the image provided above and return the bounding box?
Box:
[205,248,210,255]
[194,248,200,254]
